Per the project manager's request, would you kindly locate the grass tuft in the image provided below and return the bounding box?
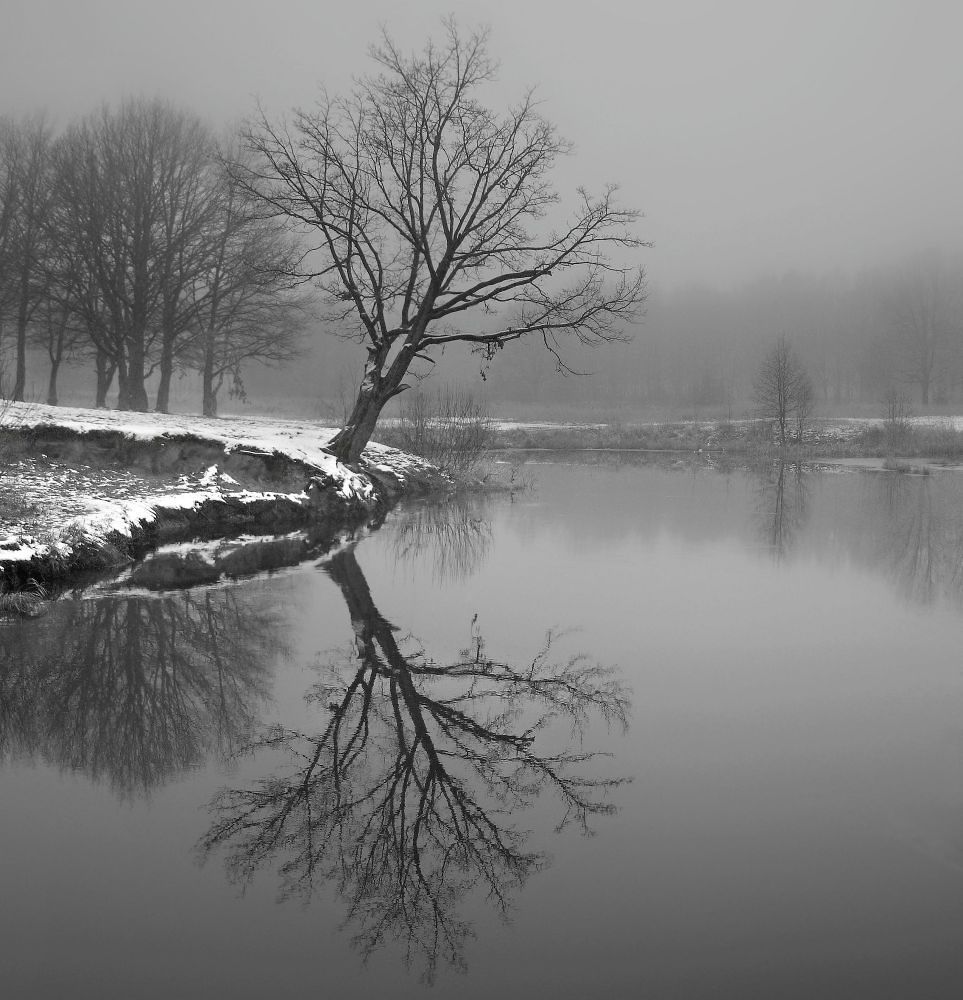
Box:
[0,579,48,617]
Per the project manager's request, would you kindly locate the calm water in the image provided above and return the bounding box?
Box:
[3,456,963,998]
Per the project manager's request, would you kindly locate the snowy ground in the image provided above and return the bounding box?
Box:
[3,401,339,467]
[0,401,437,576]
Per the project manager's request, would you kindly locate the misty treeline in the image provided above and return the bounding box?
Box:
[0,102,307,414]
[464,247,963,417]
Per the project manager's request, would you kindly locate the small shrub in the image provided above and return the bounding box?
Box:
[0,579,48,617]
[882,387,912,431]
[378,386,494,478]
[0,491,42,529]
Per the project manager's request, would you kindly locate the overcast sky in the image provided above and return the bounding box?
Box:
[3,0,961,290]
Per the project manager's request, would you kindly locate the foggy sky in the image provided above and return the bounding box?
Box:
[3,0,961,291]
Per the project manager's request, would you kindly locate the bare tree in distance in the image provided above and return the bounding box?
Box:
[189,144,307,417]
[0,113,54,401]
[886,249,961,407]
[753,335,815,447]
[53,99,217,411]
[31,292,85,405]
[152,113,219,414]
[235,20,647,464]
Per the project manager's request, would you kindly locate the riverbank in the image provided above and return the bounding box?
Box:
[0,401,452,597]
[488,415,963,460]
[5,403,963,601]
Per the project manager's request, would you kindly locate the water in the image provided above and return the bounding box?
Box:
[3,455,963,997]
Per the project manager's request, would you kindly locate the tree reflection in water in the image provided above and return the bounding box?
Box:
[200,546,629,981]
[873,472,943,606]
[750,462,963,609]
[0,589,280,797]
[753,460,810,561]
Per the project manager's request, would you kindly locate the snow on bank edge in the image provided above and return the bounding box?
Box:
[0,401,444,577]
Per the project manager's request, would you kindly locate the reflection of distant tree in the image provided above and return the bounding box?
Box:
[0,590,280,797]
[863,473,951,607]
[800,470,963,610]
[752,461,810,561]
[890,479,937,604]
[201,548,628,982]
[389,496,492,583]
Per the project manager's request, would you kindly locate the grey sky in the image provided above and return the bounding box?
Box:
[3,0,961,290]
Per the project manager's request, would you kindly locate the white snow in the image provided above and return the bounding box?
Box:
[0,401,438,573]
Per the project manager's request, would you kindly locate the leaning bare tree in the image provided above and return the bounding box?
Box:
[236,21,646,464]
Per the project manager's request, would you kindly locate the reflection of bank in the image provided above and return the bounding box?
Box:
[201,546,629,981]
[0,590,278,797]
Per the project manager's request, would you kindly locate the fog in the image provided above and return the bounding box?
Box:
[5,0,962,291]
[4,0,963,415]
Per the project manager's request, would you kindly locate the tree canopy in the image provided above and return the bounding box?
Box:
[236,21,647,462]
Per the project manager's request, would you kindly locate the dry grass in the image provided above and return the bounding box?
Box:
[0,580,48,617]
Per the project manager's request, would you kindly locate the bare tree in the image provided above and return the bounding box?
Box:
[0,113,54,401]
[753,335,815,447]
[886,250,961,406]
[152,113,218,413]
[30,292,84,405]
[53,99,217,411]
[0,118,17,322]
[188,147,306,416]
[236,21,646,464]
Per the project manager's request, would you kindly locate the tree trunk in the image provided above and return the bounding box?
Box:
[155,335,174,413]
[13,272,29,402]
[327,345,409,465]
[115,359,135,410]
[122,336,150,411]
[202,327,217,417]
[202,384,218,417]
[95,350,116,408]
[46,357,61,406]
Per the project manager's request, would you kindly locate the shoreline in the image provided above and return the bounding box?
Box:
[0,402,453,597]
[4,401,963,600]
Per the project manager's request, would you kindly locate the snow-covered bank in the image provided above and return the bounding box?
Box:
[0,402,450,592]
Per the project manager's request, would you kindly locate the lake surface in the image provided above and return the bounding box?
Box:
[3,455,963,998]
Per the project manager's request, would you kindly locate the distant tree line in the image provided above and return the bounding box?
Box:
[464,247,963,416]
[0,101,307,414]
